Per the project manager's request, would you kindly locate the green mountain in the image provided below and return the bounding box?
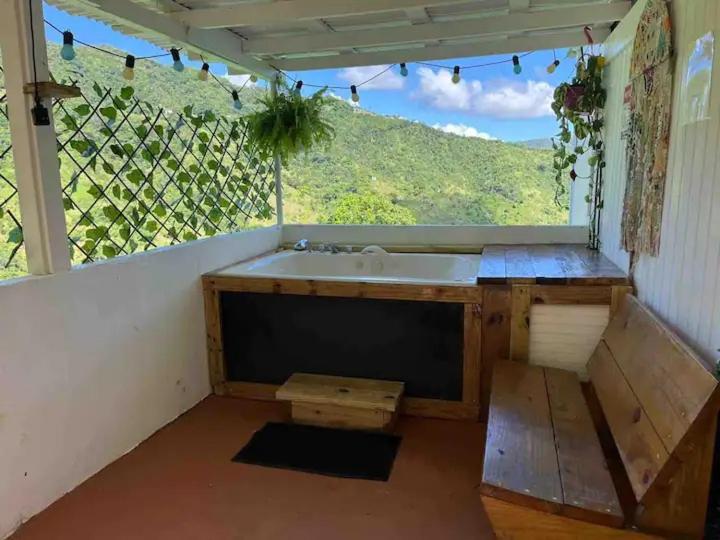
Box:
[1,43,565,278]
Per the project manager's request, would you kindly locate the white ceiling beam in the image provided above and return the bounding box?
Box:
[270,27,611,71]
[172,0,474,29]
[508,0,531,12]
[406,7,432,25]
[75,0,275,76]
[244,2,630,55]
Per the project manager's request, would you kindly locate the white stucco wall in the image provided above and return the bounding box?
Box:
[0,226,280,539]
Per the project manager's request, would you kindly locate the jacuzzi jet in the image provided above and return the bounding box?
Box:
[360,245,387,255]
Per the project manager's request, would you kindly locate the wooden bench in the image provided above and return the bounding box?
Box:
[276,373,404,432]
[481,295,720,539]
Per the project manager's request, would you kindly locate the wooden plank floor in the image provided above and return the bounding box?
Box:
[477,244,629,285]
[9,397,493,540]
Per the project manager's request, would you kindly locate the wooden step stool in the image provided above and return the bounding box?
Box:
[276,373,404,432]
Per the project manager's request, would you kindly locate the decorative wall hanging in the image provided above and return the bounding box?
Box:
[620,0,673,259]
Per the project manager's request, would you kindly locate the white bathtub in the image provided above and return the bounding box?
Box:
[217,250,482,285]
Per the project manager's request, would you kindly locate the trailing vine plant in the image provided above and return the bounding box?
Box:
[551,50,607,249]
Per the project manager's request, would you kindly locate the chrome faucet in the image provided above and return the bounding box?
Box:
[293,238,309,251]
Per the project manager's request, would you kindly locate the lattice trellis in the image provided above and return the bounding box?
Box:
[56,82,275,265]
[0,65,27,279]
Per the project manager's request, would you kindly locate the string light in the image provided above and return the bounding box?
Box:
[546,50,560,74]
[452,65,461,84]
[399,63,409,77]
[350,85,360,103]
[60,31,76,61]
[170,48,184,72]
[512,55,522,75]
[250,74,258,83]
[232,90,242,110]
[123,55,135,80]
[294,80,303,95]
[199,62,210,81]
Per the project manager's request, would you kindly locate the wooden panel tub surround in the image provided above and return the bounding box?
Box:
[481,295,720,539]
[202,273,483,421]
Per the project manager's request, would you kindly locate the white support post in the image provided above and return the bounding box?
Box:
[270,78,284,226]
[0,0,70,274]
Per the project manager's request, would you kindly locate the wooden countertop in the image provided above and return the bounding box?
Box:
[477,244,629,285]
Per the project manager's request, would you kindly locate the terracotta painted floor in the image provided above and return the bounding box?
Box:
[11,397,495,540]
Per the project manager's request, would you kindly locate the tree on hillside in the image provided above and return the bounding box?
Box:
[323,192,415,225]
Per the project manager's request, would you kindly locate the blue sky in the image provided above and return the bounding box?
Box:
[43,3,577,142]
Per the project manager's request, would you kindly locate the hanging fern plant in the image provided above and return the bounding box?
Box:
[551,50,607,249]
[246,84,335,165]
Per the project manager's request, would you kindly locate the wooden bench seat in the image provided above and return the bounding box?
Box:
[276,373,404,431]
[481,295,720,539]
[482,360,623,528]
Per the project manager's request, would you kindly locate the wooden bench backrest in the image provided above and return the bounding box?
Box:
[587,295,719,503]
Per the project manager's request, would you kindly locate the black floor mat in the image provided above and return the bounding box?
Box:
[232,422,402,481]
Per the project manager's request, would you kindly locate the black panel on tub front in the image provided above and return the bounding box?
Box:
[220,291,464,401]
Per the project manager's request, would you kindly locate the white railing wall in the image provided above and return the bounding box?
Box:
[0,226,281,539]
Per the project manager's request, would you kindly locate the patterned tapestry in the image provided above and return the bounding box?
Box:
[621,0,673,257]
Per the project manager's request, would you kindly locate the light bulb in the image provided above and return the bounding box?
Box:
[350,85,360,103]
[61,31,76,61]
[512,55,522,75]
[232,90,242,111]
[547,60,560,74]
[400,63,408,77]
[452,66,461,84]
[294,81,303,95]
[199,62,209,81]
[123,55,135,80]
[250,74,258,83]
[170,48,184,72]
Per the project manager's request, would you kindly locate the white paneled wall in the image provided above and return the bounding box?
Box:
[529,305,610,379]
[601,0,720,366]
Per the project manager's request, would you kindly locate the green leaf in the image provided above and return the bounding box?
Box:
[153,203,167,218]
[63,197,73,210]
[119,226,131,241]
[102,245,117,258]
[182,231,197,242]
[82,239,96,253]
[86,226,107,241]
[92,81,104,98]
[73,104,91,116]
[100,106,117,123]
[120,86,135,100]
[103,205,120,221]
[87,185,102,199]
[145,220,158,232]
[126,168,145,185]
[102,162,116,175]
[7,227,23,244]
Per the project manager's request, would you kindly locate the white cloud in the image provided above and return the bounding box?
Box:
[432,123,496,140]
[338,65,405,90]
[224,73,258,88]
[327,90,361,108]
[414,67,554,119]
